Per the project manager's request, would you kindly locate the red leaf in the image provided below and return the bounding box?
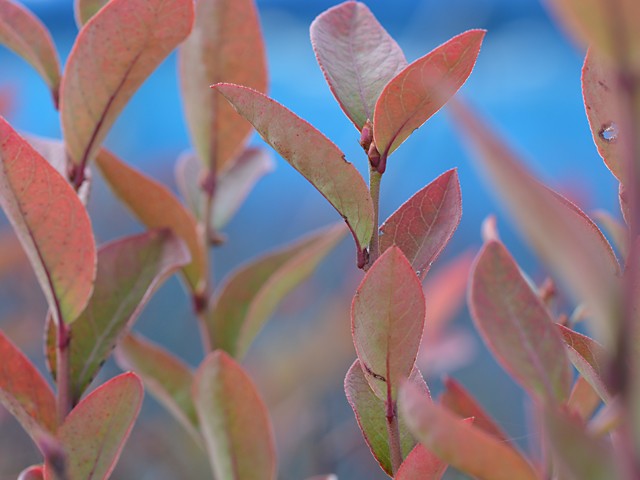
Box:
[18,465,45,480]
[395,444,448,480]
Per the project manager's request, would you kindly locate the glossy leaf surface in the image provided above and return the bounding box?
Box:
[352,246,425,401]
[194,351,276,480]
[380,169,461,279]
[213,84,374,256]
[179,0,267,171]
[210,223,346,358]
[96,149,207,294]
[395,444,447,480]
[0,118,95,324]
[310,1,407,130]
[373,30,484,159]
[60,0,194,167]
[74,0,108,26]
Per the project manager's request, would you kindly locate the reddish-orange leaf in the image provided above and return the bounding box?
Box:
[380,169,461,279]
[310,1,407,130]
[0,0,61,106]
[395,444,448,480]
[373,30,485,161]
[352,246,425,401]
[0,117,95,324]
[194,350,277,480]
[18,465,45,480]
[60,0,194,168]
[179,0,267,172]
[74,0,108,26]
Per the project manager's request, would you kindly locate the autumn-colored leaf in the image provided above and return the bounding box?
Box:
[344,360,430,476]
[209,223,346,358]
[212,84,374,262]
[469,240,572,403]
[395,444,448,480]
[400,382,538,480]
[380,169,461,279]
[352,246,425,401]
[60,0,194,169]
[568,376,602,420]
[0,0,61,106]
[310,1,407,130]
[194,350,277,480]
[74,0,108,26]
[18,465,45,480]
[373,30,485,161]
[96,149,207,295]
[179,0,267,172]
[0,117,95,324]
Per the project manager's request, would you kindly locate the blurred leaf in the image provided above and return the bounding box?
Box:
[0,0,60,106]
[210,223,346,358]
[373,30,485,160]
[0,331,57,443]
[45,373,143,480]
[212,84,374,261]
[400,382,538,480]
[568,376,602,420]
[116,333,200,443]
[96,149,207,295]
[74,0,108,26]
[46,229,190,403]
[179,0,267,172]
[469,240,572,403]
[593,209,628,260]
[344,360,430,476]
[305,476,337,480]
[18,465,45,480]
[395,444,447,480]
[0,117,96,324]
[450,99,621,347]
[620,183,630,225]
[352,246,425,401]
[60,0,194,168]
[194,351,276,480]
[310,0,407,130]
[176,147,274,229]
[380,169,461,279]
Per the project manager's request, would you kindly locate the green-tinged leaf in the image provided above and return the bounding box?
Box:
[179,0,267,172]
[176,147,274,229]
[0,331,56,442]
[0,0,61,106]
[46,373,143,480]
[557,324,611,403]
[592,209,628,260]
[115,333,200,443]
[469,240,572,403]
[18,465,45,480]
[0,117,95,324]
[373,30,485,161]
[352,246,425,401]
[440,377,510,442]
[209,223,347,358]
[568,376,602,420]
[310,1,407,130]
[344,360,430,476]
[95,149,207,295]
[212,84,374,261]
[60,0,194,168]
[74,0,108,26]
[395,444,448,480]
[194,350,277,480]
[400,382,538,480]
[380,169,461,279]
[450,99,621,347]
[46,229,190,402]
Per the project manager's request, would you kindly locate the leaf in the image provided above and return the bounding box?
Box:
[380,169,461,279]
[344,360,430,476]
[95,149,207,295]
[450,99,622,347]
[45,373,143,480]
[400,382,538,480]
[352,246,425,401]
[209,223,347,358]
[568,375,602,420]
[18,465,45,480]
[176,147,274,229]
[310,1,407,130]
[0,0,61,106]
[0,331,57,443]
[60,0,194,168]
[74,0,108,26]
[469,240,572,403]
[46,229,190,402]
[373,30,485,160]
[179,0,267,172]
[395,444,448,480]
[0,117,96,324]
[592,209,628,260]
[194,350,277,480]
[212,84,374,262]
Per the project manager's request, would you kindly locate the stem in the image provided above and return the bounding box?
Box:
[385,397,403,475]
[368,167,383,268]
[56,319,72,423]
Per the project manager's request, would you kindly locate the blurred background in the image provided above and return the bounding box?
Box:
[0,0,621,478]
